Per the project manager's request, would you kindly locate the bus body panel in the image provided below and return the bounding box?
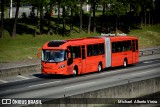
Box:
[110,36,139,67]
[73,58,82,74]
[41,61,72,75]
[132,39,139,64]
[81,45,86,74]
[86,55,105,73]
[41,36,139,75]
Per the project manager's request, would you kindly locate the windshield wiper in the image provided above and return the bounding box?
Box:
[45,58,50,63]
[45,58,57,63]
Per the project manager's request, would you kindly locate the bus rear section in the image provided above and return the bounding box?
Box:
[109,36,139,67]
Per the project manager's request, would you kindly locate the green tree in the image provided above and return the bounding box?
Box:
[66,0,78,35]
[61,0,67,36]
[92,0,97,32]
[87,0,92,34]
[107,0,128,32]
[12,0,21,37]
[98,0,112,32]
[45,0,56,35]
[55,0,61,35]
[139,0,154,26]
[79,0,83,33]
[29,0,50,35]
[0,0,5,38]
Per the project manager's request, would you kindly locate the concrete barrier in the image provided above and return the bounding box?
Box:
[139,47,160,56]
[25,76,160,107]
[0,64,40,77]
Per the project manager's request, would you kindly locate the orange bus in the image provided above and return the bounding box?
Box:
[41,35,138,76]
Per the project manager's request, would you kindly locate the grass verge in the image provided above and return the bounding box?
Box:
[129,25,160,48]
[0,25,160,62]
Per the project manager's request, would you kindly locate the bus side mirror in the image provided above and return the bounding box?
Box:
[37,48,42,58]
[68,52,71,58]
[67,51,73,65]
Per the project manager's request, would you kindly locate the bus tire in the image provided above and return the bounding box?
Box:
[73,66,78,76]
[98,63,102,72]
[123,59,127,67]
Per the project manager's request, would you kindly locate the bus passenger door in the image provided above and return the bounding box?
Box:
[67,46,74,74]
[81,46,86,73]
[132,40,136,64]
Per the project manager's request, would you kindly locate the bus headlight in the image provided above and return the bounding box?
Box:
[59,64,65,69]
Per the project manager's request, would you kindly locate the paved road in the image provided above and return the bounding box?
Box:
[0,54,160,99]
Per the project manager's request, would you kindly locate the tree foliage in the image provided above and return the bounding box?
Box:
[1,0,160,37]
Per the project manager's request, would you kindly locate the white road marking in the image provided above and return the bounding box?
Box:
[79,63,160,80]
[17,75,30,79]
[143,61,154,63]
[28,81,61,88]
[131,69,157,76]
[64,82,95,89]
[0,79,8,83]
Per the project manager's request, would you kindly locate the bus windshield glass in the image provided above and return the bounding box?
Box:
[42,50,66,63]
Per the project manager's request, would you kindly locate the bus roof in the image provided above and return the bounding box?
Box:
[42,36,138,49]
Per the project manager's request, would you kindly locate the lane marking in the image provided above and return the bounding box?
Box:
[77,63,160,81]
[17,75,30,79]
[64,82,95,89]
[131,69,157,76]
[0,79,8,83]
[143,61,154,63]
[28,81,61,88]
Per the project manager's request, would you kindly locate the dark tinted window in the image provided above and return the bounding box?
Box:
[93,44,99,56]
[136,40,138,50]
[99,43,104,55]
[87,45,93,56]
[87,43,104,57]
[112,40,132,53]
[82,46,85,59]
[48,41,66,47]
[72,46,81,58]
[126,40,131,51]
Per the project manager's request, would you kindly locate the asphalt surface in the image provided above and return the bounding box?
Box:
[0,54,160,99]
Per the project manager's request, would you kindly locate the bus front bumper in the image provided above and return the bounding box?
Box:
[42,68,69,75]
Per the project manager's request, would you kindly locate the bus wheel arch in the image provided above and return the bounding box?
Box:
[123,58,128,67]
[98,62,103,72]
[73,65,78,76]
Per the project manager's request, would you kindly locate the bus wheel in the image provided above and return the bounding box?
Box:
[73,67,78,76]
[123,59,127,67]
[98,63,102,72]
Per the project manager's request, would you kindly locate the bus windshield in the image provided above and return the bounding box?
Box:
[42,50,66,63]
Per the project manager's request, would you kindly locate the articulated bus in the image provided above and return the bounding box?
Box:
[41,35,138,76]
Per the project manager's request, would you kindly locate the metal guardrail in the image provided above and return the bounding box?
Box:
[139,47,160,57]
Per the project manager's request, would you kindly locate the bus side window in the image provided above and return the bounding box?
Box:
[99,43,104,54]
[116,42,122,52]
[93,44,98,56]
[112,42,116,53]
[82,46,85,59]
[136,40,138,50]
[87,45,93,56]
[132,40,136,52]
[122,41,127,52]
[72,46,81,59]
[127,40,131,51]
